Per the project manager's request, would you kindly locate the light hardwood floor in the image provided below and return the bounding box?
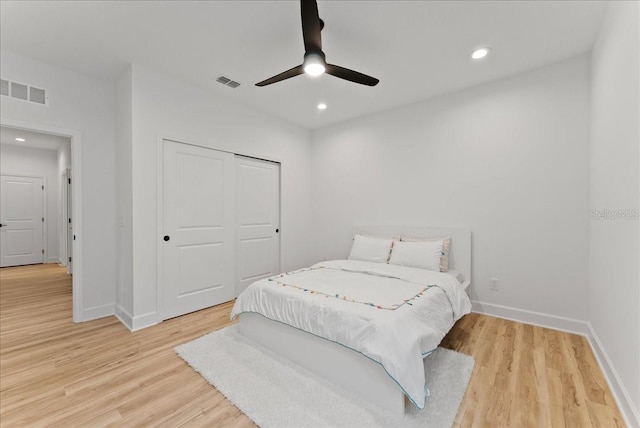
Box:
[0,264,625,427]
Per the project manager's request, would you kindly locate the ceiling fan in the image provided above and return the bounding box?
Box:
[255,0,379,87]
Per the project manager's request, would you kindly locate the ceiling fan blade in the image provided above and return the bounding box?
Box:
[301,0,322,53]
[255,65,304,87]
[325,64,379,87]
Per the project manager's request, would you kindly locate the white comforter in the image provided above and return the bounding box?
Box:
[231,259,472,409]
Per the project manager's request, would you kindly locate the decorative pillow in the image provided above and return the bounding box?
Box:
[389,239,443,272]
[400,236,450,272]
[348,234,394,263]
[389,241,442,272]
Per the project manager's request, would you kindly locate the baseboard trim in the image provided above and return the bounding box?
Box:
[131,311,158,331]
[115,305,133,330]
[471,300,589,335]
[115,306,158,332]
[586,323,640,428]
[83,303,115,321]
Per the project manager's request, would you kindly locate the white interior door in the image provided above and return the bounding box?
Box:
[162,140,235,320]
[0,175,44,267]
[236,156,280,295]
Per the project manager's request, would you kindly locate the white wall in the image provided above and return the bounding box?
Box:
[57,141,71,173]
[57,140,71,264]
[312,56,591,323]
[589,1,640,425]
[0,50,117,320]
[116,64,314,329]
[115,66,134,318]
[0,143,60,262]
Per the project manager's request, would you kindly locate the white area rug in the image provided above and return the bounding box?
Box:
[176,326,474,428]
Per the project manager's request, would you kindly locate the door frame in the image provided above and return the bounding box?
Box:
[156,135,282,321]
[1,117,84,323]
[0,174,46,266]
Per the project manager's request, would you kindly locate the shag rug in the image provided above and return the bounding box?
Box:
[176,326,474,428]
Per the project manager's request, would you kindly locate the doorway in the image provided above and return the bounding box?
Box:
[0,120,83,322]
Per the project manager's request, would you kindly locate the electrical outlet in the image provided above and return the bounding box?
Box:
[490,277,499,291]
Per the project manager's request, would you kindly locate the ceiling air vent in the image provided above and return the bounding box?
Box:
[0,78,48,105]
[216,75,241,89]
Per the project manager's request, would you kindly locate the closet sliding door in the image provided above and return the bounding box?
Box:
[161,142,281,320]
[235,155,280,295]
[162,140,235,320]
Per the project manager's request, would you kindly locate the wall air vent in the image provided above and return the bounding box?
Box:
[1,79,9,96]
[11,82,28,100]
[216,75,241,89]
[0,78,48,105]
[30,87,46,104]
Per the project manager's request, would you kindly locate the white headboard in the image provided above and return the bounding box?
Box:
[353,225,471,286]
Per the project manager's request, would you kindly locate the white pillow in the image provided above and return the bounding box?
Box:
[389,239,443,271]
[401,236,451,272]
[348,235,394,263]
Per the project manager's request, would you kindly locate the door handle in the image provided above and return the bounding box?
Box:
[163,235,170,241]
[0,224,6,227]
[275,228,279,233]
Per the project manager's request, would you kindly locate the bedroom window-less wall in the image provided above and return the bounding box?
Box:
[159,139,281,321]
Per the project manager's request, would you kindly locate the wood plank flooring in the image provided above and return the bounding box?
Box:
[0,264,625,427]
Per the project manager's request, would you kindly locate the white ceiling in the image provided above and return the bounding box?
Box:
[0,126,70,151]
[0,1,607,129]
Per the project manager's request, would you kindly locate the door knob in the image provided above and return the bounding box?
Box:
[275,228,279,233]
[163,235,170,241]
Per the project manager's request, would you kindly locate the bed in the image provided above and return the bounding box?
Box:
[231,226,472,417]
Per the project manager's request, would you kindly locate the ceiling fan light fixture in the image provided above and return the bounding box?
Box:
[303,52,326,77]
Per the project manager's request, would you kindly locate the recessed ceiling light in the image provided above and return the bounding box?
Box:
[470,47,490,60]
[317,103,327,110]
[15,138,26,142]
